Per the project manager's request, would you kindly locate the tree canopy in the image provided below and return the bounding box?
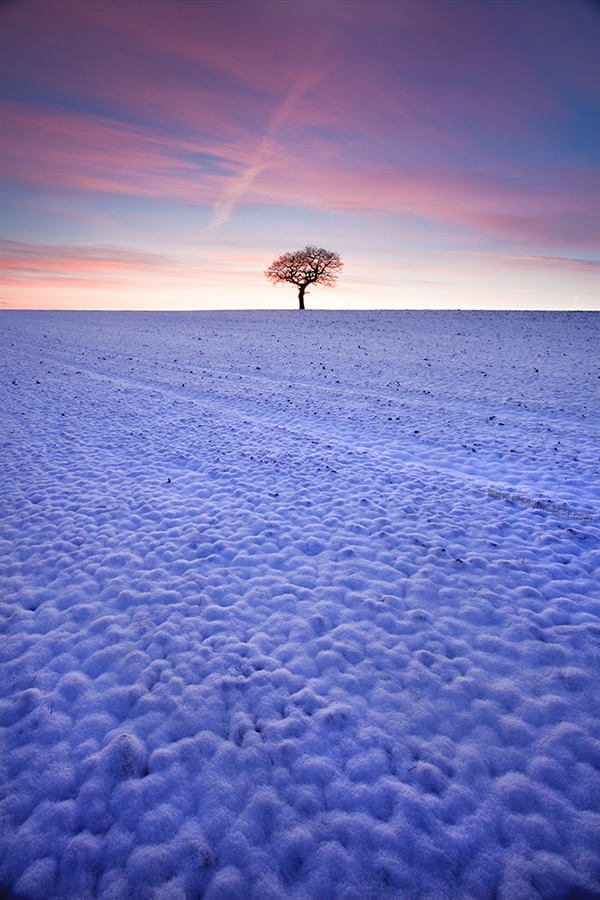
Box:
[265,245,343,309]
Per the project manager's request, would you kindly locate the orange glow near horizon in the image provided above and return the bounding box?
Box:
[3,243,597,312]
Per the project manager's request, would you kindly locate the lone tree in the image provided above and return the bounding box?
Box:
[265,245,343,310]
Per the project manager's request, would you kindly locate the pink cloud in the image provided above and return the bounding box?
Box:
[484,251,600,277]
[0,0,571,167]
[1,0,599,281]
[4,94,598,253]
[3,90,598,253]
[0,241,177,282]
[0,100,235,200]
[0,240,271,291]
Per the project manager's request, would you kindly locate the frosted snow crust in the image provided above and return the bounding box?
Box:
[1,309,599,898]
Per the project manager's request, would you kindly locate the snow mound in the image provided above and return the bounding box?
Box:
[1,310,599,898]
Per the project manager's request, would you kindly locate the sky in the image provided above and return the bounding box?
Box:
[1,0,599,311]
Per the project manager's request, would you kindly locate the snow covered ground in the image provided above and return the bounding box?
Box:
[1,309,599,899]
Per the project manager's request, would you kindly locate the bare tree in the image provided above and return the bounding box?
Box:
[265,245,343,310]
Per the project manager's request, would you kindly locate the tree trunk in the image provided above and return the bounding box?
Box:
[298,284,308,309]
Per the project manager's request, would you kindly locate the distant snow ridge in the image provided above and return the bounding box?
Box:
[1,310,599,899]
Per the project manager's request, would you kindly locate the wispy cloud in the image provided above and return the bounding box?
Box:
[210,35,331,227]
[0,100,237,201]
[490,252,600,272]
[0,240,177,281]
[3,92,598,254]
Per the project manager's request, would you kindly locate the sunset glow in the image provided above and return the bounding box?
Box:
[1,0,599,310]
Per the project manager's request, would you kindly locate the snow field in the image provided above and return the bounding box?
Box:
[1,310,599,898]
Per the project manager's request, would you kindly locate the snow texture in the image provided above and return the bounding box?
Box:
[1,309,599,899]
